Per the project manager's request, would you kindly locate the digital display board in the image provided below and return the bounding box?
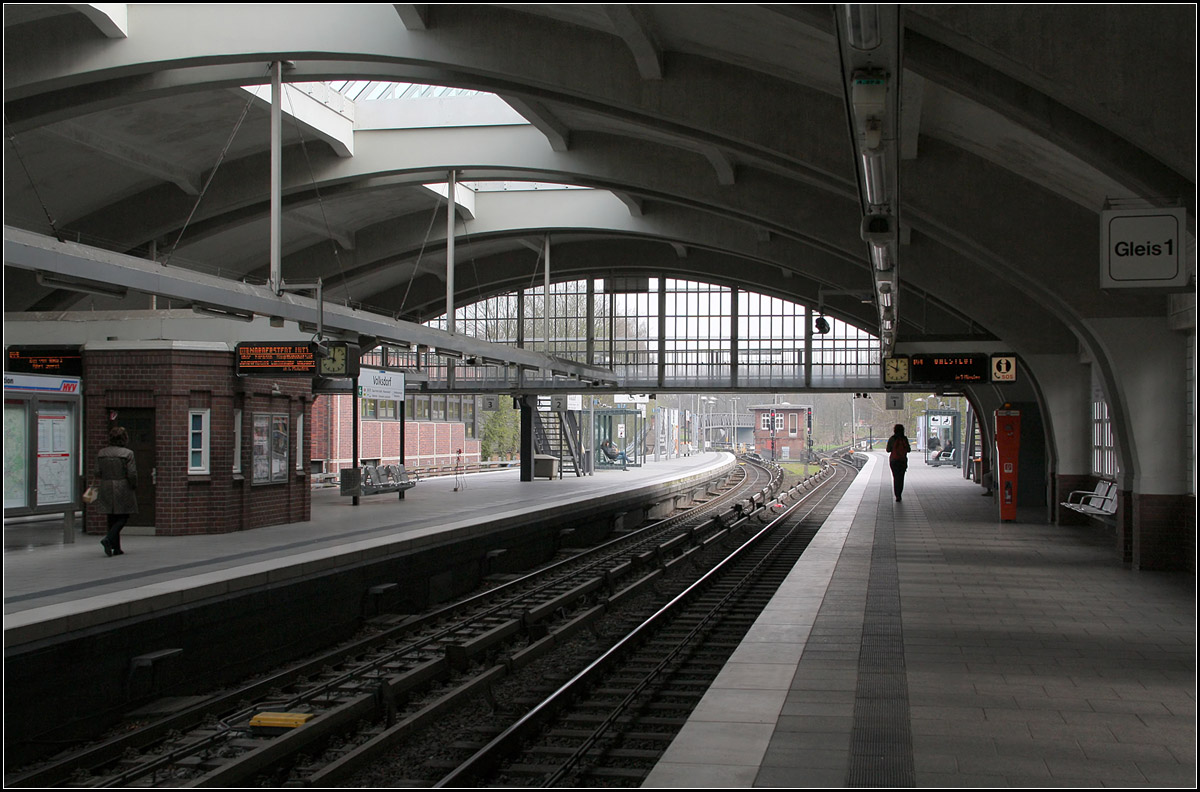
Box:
[6,346,83,376]
[235,342,317,377]
[909,353,989,384]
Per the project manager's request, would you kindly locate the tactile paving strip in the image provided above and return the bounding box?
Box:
[846,493,915,786]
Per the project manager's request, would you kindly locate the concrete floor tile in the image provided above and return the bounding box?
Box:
[1044,757,1148,780]
[913,771,1007,787]
[773,714,854,733]
[756,766,845,787]
[654,720,776,766]
[644,761,760,787]
[956,755,1050,778]
[1132,763,1200,787]
[688,688,785,723]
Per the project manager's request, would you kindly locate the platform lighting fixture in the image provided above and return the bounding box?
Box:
[192,303,254,322]
[870,245,893,272]
[844,4,881,50]
[861,152,888,206]
[36,271,128,298]
[814,316,831,335]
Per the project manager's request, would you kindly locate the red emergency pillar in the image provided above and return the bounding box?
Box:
[994,409,1021,521]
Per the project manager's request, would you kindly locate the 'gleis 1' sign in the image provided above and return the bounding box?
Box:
[1100,207,1187,289]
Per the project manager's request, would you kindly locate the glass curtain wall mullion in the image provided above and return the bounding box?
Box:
[423,278,879,390]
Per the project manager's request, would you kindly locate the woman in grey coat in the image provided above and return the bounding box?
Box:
[95,425,138,556]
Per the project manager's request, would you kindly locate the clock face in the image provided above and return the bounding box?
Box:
[319,344,347,375]
[884,356,909,383]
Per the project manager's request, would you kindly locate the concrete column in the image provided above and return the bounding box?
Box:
[1087,317,1192,570]
[519,395,534,482]
[446,169,456,335]
[269,61,283,295]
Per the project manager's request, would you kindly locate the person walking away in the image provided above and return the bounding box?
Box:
[95,426,138,556]
[886,423,911,502]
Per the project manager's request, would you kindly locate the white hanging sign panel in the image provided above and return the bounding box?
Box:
[358,369,405,401]
[1100,207,1187,288]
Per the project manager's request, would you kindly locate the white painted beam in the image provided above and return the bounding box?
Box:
[46,121,202,195]
[69,4,127,38]
[604,5,664,80]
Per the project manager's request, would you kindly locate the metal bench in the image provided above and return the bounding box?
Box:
[341,464,418,497]
[1061,481,1117,517]
[927,448,959,467]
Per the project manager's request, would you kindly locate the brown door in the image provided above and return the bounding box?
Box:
[118,408,156,527]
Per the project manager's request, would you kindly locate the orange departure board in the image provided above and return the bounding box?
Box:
[909,353,989,384]
[6,346,83,376]
[235,342,317,377]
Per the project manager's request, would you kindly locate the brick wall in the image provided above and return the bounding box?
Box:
[84,348,311,536]
[1132,492,1195,573]
[311,394,480,472]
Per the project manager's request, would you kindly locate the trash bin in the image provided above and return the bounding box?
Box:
[533,454,560,479]
[339,467,362,496]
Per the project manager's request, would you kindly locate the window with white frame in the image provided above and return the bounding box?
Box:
[1092,395,1118,478]
[760,413,770,430]
[788,412,798,435]
[232,408,242,473]
[295,413,304,471]
[189,409,210,474]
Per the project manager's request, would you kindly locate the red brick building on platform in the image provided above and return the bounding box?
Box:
[309,392,481,475]
[750,402,814,463]
[83,341,312,536]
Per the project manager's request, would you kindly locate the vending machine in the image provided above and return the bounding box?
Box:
[994,408,1021,521]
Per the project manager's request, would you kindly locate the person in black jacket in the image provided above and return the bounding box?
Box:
[94,426,138,556]
[885,424,911,502]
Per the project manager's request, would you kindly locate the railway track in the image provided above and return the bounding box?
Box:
[432,458,855,788]
[7,457,780,789]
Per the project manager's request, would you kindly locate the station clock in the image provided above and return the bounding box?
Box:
[318,342,359,377]
[883,355,910,384]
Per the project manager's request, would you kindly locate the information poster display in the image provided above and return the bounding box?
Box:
[36,407,74,505]
[5,401,28,509]
[3,373,81,517]
[252,413,290,484]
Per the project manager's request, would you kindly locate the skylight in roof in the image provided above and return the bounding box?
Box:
[303,81,485,102]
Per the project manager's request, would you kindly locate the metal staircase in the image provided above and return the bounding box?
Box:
[531,409,584,477]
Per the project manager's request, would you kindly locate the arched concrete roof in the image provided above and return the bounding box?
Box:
[3,4,1195,365]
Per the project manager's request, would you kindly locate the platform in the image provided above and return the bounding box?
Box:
[644,453,1196,787]
[3,451,734,648]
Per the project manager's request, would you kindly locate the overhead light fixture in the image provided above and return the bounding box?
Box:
[870,244,892,272]
[814,316,831,335]
[844,4,881,50]
[861,152,887,206]
[192,304,255,322]
[36,271,128,298]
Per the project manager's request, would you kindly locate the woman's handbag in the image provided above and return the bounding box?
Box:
[82,486,98,504]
